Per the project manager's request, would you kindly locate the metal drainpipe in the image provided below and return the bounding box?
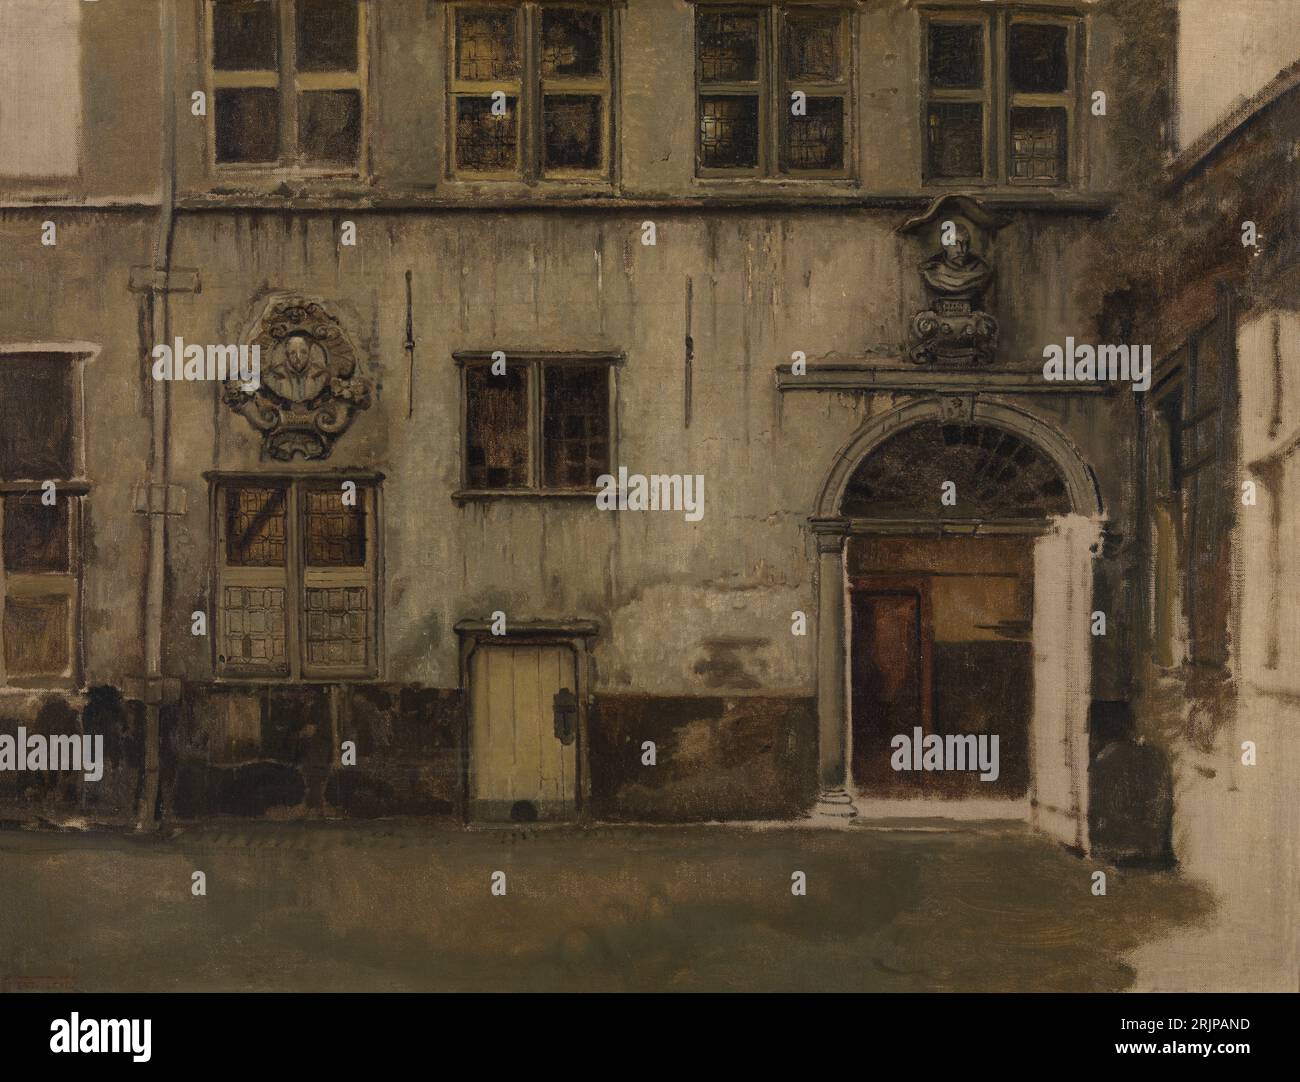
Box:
[136,0,178,830]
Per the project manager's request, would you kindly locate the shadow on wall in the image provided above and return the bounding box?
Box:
[1089,700,1174,867]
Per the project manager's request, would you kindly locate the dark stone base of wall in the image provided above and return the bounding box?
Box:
[3,683,818,824]
[0,686,140,822]
[164,683,464,820]
[589,694,818,821]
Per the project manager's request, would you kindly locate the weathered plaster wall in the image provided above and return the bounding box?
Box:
[158,209,1134,700]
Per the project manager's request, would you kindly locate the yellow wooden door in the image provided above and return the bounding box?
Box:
[470,644,578,821]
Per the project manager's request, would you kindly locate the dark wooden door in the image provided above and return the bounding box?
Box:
[850,581,932,793]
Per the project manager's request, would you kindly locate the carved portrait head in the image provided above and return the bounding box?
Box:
[265,331,331,405]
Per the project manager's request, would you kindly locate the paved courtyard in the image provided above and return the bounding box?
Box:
[0,820,1218,992]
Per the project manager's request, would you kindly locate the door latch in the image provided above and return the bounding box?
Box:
[553,687,577,745]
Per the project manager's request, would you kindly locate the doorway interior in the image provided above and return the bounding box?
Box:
[848,533,1034,800]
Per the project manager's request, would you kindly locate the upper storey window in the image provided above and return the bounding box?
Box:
[695,5,853,179]
[924,11,1079,187]
[449,3,614,181]
[210,0,368,172]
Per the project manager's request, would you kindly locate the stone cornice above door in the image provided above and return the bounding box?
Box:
[775,362,1118,394]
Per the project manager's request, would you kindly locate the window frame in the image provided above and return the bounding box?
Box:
[921,6,1083,189]
[694,2,856,181]
[210,473,383,682]
[0,346,91,691]
[206,0,371,177]
[446,1,617,184]
[453,351,621,500]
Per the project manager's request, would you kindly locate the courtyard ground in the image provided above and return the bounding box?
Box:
[0,819,1225,992]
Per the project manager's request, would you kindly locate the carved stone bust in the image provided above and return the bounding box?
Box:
[919,223,994,304]
[899,195,1009,366]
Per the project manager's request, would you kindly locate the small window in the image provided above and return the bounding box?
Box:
[215,478,379,679]
[450,3,613,181]
[542,364,611,488]
[925,20,987,181]
[0,362,75,480]
[210,0,367,171]
[0,353,85,688]
[924,14,1078,187]
[459,355,615,495]
[466,363,529,488]
[697,5,852,178]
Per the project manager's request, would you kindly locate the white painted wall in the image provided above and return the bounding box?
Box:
[1178,0,1300,149]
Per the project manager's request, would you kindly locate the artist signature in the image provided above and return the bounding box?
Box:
[1,974,78,992]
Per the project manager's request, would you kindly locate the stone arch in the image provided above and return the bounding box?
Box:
[814,398,1103,522]
[806,397,1104,849]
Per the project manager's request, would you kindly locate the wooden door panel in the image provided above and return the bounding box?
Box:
[471,644,577,821]
[851,585,930,791]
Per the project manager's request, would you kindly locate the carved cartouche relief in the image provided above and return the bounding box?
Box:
[223,298,372,461]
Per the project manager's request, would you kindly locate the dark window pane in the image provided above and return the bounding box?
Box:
[543,95,602,171]
[928,23,982,89]
[304,487,366,567]
[2,494,69,573]
[225,486,287,566]
[466,364,528,489]
[785,13,842,82]
[299,89,361,164]
[542,8,603,77]
[213,0,278,71]
[215,87,280,163]
[3,594,69,678]
[456,8,520,81]
[699,95,758,169]
[1010,106,1066,182]
[698,12,760,83]
[296,0,358,73]
[784,97,843,171]
[456,96,518,171]
[927,102,983,178]
[1009,24,1069,94]
[543,365,609,489]
[0,361,74,480]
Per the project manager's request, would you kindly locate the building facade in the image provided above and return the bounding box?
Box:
[1,0,1176,853]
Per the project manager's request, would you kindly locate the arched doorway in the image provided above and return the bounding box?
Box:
[809,400,1103,852]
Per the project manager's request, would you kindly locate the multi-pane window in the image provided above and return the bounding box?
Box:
[215,478,379,678]
[210,0,367,170]
[450,3,613,180]
[458,354,615,493]
[696,5,852,178]
[924,12,1078,186]
[0,355,85,687]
